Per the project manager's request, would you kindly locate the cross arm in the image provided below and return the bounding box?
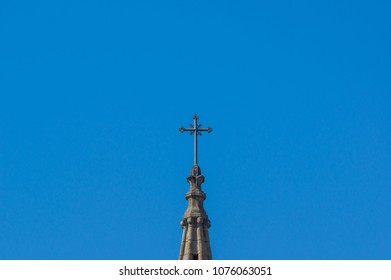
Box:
[179,127,212,133]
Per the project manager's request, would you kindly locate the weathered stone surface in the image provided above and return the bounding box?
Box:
[179,165,212,260]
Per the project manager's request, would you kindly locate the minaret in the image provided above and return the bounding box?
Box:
[178,114,213,260]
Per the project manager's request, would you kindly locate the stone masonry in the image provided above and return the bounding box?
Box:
[178,164,212,260]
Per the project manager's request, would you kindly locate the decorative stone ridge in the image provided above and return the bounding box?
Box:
[178,165,212,260]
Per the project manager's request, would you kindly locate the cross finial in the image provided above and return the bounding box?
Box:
[179,114,212,166]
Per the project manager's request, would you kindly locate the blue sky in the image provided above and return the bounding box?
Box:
[0,0,390,259]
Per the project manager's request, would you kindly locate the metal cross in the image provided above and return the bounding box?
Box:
[179,114,212,166]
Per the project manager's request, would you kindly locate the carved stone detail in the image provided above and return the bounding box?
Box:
[178,165,212,260]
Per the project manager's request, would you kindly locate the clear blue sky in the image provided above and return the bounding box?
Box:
[0,0,390,260]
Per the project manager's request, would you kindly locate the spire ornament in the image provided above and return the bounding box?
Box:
[179,114,212,166]
[178,114,213,260]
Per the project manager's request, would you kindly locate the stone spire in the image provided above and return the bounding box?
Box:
[178,165,212,260]
[178,115,212,260]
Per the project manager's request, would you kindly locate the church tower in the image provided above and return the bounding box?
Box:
[178,115,212,260]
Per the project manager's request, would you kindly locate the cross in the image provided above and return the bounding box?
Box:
[179,114,212,166]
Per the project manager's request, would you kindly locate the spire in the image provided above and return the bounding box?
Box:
[178,115,213,260]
